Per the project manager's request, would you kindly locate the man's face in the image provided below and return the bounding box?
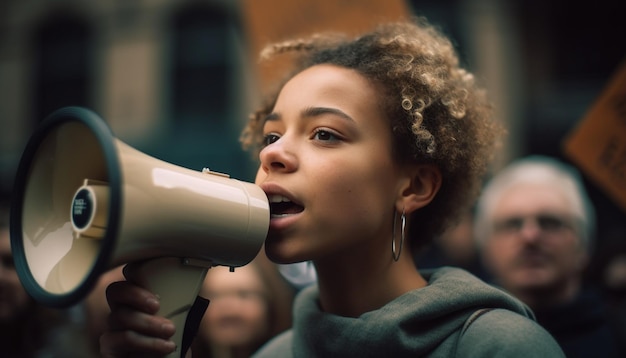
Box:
[481,183,587,299]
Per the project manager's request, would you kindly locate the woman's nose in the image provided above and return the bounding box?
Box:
[259,138,298,174]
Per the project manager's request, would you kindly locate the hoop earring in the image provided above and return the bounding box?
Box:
[392,209,406,261]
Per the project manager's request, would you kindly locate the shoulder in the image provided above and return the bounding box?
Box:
[251,329,293,358]
[456,308,565,357]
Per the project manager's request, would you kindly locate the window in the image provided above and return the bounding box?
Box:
[32,14,93,124]
[170,4,233,127]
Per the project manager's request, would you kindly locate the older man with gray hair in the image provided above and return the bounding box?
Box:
[474,155,622,357]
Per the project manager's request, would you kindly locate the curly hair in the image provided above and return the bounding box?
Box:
[240,17,505,256]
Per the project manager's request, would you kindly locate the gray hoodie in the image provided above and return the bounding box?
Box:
[253,267,565,357]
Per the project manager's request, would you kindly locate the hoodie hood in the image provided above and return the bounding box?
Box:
[290,267,533,357]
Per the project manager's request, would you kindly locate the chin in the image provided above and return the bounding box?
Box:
[512,270,556,288]
[264,243,300,264]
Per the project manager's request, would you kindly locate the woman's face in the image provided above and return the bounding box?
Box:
[255,64,403,265]
[200,265,269,348]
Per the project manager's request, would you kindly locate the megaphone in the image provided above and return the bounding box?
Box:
[10,106,269,357]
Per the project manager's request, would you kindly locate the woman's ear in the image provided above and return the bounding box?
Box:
[396,164,442,214]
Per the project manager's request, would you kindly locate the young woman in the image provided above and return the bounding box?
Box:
[100,17,565,357]
[191,257,294,358]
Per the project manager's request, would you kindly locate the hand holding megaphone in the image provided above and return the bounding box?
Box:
[10,106,269,358]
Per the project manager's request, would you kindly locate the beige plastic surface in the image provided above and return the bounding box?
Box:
[21,120,268,294]
[18,119,269,356]
[126,257,210,358]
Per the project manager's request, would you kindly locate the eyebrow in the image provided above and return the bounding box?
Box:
[263,106,355,124]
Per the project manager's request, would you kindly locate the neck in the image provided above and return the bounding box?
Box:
[313,245,426,317]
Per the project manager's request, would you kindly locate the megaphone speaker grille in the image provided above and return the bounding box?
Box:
[10,107,122,307]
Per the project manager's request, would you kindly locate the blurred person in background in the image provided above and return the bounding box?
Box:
[587,232,626,349]
[415,207,488,280]
[0,197,91,358]
[192,254,294,358]
[79,254,293,357]
[474,155,624,357]
[81,266,125,356]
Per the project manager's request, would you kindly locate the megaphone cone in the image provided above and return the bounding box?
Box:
[10,106,269,357]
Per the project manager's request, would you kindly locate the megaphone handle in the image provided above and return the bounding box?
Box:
[125,257,210,358]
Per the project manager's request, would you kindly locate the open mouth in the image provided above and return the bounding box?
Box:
[269,194,304,217]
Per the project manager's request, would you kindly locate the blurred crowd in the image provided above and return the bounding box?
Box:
[419,155,626,357]
[1,195,296,358]
[4,153,625,357]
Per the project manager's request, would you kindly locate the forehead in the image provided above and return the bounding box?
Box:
[206,265,264,291]
[494,183,572,216]
[274,64,384,119]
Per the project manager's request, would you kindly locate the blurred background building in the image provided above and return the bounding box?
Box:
[0,0,624,258]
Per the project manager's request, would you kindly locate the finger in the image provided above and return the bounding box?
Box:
[107,305,176,339]
[106,280,160,314]
[100,330,177,358]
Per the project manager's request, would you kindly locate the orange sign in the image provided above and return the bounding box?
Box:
[240,0,410,92]
[563,59,626,213]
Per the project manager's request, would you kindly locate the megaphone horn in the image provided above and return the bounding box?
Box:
[10,106,269,358]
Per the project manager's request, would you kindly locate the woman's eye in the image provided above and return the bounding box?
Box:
[313,129,339,142]
[262,133,280,146]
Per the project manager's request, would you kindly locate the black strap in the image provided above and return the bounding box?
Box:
[181,296,210,358]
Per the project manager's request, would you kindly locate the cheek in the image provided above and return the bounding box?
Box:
[316,174,388,227]
[485,240,514,264]
[316,183,392,247]
[241,301,267,319]
[250,305,270,327]
[323,157,395,203]
[254,166,265,184]
[554,238,587,264]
